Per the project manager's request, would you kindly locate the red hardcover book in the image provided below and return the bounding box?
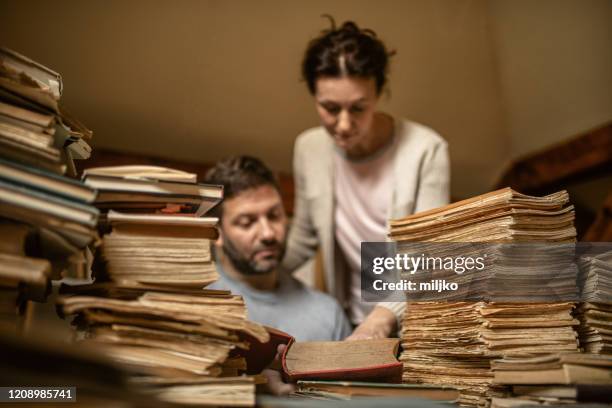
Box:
[281,337,403,383]
[241,327,402,382]
[240,327,293,375]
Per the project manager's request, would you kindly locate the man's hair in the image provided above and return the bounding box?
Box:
[302,18,394,95]
[204,156,280,218]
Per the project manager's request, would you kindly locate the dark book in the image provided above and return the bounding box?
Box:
[0,178,98,227]
[0,157,96,202]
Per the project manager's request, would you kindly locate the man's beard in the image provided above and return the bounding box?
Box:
[222,237,286,276]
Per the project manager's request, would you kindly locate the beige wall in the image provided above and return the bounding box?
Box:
[489,0,612,159]
[0,0,610,198]
[0,0,505,197]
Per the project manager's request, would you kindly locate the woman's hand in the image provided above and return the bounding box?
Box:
[346,306,397,340]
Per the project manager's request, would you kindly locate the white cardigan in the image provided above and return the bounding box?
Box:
[282,118,451,321]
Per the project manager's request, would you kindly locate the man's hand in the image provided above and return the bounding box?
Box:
[346,306,397,340]
[260,344,296,395]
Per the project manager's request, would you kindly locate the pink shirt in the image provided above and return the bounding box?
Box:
[334,136,397,323]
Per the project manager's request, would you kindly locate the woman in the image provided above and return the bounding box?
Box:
[283,20,450,339]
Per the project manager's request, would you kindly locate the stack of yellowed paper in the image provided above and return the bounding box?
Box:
[390,188,579,406]
[576,303,612,354]
[389,188,576,244]
[576,253,612,354]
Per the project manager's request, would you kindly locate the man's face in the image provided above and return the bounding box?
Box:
[218,184,287,275]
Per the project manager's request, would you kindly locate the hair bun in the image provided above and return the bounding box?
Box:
[302,18,393,95]
[339,21,360,33]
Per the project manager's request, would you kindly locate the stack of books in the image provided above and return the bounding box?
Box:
[59,286,266,406]
[82,165,222,216]
[389,188,580,406]
[490,353,612,407]
[0,47,92,174]
[59,166,269,406]
[98,211,219,287]
[84,165,224,290]
[0,48,98,334]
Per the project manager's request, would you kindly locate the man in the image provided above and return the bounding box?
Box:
[205,156,351,342]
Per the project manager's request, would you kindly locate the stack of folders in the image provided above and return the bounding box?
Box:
[60,166,269,407]
[389,188,581,407]
[0,48,98,334]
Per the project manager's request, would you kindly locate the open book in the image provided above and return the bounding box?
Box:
[244,327,403,382]
[282,337,402,382]
[245,327,402,383]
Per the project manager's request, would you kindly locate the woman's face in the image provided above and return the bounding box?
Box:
[314,76,379,154]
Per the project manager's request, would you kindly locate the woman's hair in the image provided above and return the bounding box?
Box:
[301,17,393,95]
